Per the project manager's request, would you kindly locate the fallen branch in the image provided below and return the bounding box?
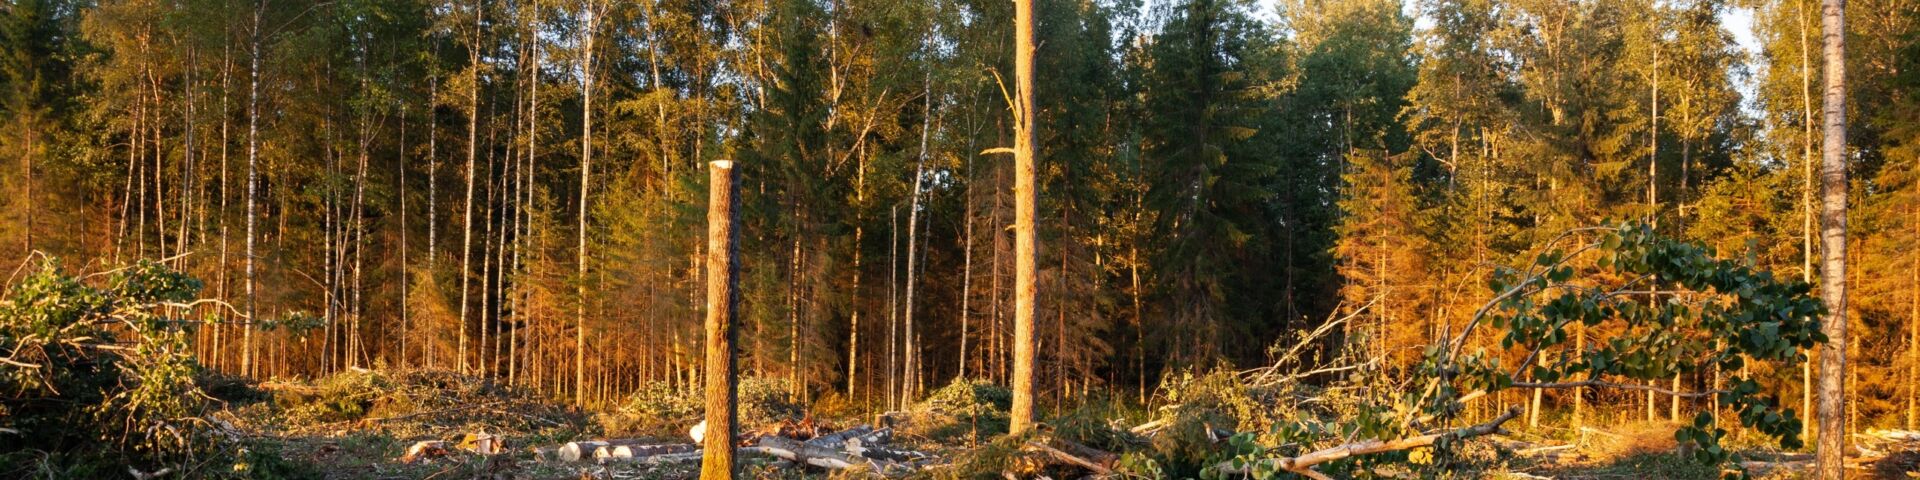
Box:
[1214,407,1523,480]
[1578,426,1621,439]
[1863,429,1920,442]
[1515,444,1576,456]
[1738,459,1812,476]
[804,425,875,447]
[1023,441,1113,475]
[845,438,927,463]
[758,436,866,470]
[854,427,893,445]
[596,451,706,465]
[1130,418,1169,435]
[1410,390,1487,429]
[594,443,698,461]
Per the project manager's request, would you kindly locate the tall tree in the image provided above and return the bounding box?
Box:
[574,0,606,407]
[1141,0,1279,368]
[1814,0,1849,476]
[0,0,72,256]
[1008,0,1039,435]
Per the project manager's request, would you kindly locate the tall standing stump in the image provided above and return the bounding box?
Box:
[700,160,740,480]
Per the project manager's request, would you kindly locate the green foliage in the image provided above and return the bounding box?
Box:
[270,368,589,440]
[0,259,223,474]
[1140,0,1292,366]
[604,377,803,437]
[1197,222,1825,478]
[1046,393,1146,453]
[907,378,1013,441]
[1448,222,1823,466]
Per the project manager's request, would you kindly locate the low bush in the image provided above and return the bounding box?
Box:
[0,259,234,477]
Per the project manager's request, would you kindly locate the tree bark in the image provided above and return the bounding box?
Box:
[425,65,440,369]
[1799,0,1817,442]
[848,151,864,399]
[887,205,898,410]
[576,0,601,407]
[700,160,740,480]
[1814,0,1848,476]
[243,3,263,378]
[959,143,975,380]
[22,118,31,255]
[1009,0,1039,435]
[902,58,932,403]
[1910,203,1918,430]
[400,105,410,369]
[460,7,483,375]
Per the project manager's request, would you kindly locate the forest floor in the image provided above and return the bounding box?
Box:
[213,369,1893,480]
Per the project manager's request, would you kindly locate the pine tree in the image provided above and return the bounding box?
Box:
[1139,0,1277,367]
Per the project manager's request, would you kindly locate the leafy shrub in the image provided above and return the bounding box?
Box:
[907,378,1013,442]
[0,259,227,475]
[738,376,805,425]
[603,380,702,436]
[1047,393,1146,453]
[1140,370,1271,475]
[276,370,391,426]
[1203,223,1828,478]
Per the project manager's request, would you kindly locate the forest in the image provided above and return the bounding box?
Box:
[0,0,1916,478]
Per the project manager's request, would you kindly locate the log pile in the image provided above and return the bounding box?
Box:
[529,422,934,473]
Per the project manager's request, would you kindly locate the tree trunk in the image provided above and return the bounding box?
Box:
[1814,0,1848,476]
[700,160,740,480]
[400,105,410,369]
[460,11,482,374]
[427,58,440,370]
[513,18,540,387]
[887,205,899,410]
[22,118,32,255]
[848,166,863,399]
[1798,0,1817,442]
[902,61,931,403]
[1909,203,1918,431]
[959,144,975,380]
[215,47,231,373]
[576,2,600,407]
[1009,0,1039,435]
[243,4,263,378]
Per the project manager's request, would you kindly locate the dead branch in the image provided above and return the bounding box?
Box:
[804,425,875,448]
[594,443,697,461]
[756,436,866,470]
[1515,444,1576,456]
[1022,440,1114,475]
[1214,407,1522,479]
[595,451,706,465]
